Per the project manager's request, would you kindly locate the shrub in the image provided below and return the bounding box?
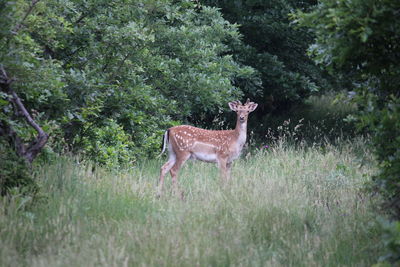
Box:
[0,141,37,196]
[366,97,400,218]
[380,220,400,263]
[77,119,136,168]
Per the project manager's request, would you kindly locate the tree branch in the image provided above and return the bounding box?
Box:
[0,65,48,164]
[12,0,41,34]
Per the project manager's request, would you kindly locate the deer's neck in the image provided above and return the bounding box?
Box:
[234,118,247,146]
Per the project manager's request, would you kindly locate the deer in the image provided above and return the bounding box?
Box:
[157,99,258,197]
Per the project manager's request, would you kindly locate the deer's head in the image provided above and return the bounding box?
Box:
[228,99,258,124]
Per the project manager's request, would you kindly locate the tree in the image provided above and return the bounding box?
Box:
[202,0,333,117]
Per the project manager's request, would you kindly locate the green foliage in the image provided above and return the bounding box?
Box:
[294,0,400,264]
[359,95,400,265]
[379,219,400,263]
[77,119,135,168]
[293,0,400,91]
[0,141,36,196]
[361,97,400,205]
[203,0,335,115]
[1,0,257,167]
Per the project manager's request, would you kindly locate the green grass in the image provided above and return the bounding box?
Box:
[0,137,384,266]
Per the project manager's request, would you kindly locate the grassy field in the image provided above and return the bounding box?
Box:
[0,137,384,266]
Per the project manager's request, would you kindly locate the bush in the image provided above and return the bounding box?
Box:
[364,96,400,264]
[77,119,136,168]
[380,220,400,263]
[0,141,37,196]
[367,97,400,218]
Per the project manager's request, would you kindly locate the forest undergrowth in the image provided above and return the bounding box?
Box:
[0,135,385,266]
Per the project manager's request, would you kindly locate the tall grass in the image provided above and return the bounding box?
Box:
[0,137,383,266]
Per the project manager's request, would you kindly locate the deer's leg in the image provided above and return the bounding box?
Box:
[170,152,190,198]
[226,162,232,180]
[158,155,176,197]
[217,157,229,182]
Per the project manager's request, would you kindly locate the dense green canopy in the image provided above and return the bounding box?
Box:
[1,0,258,167]
[203,0,332,114]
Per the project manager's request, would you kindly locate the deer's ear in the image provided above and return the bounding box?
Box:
[248,103,258,112]
[228,101,238,111]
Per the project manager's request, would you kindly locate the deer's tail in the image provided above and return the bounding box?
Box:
[157,130,169,158]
